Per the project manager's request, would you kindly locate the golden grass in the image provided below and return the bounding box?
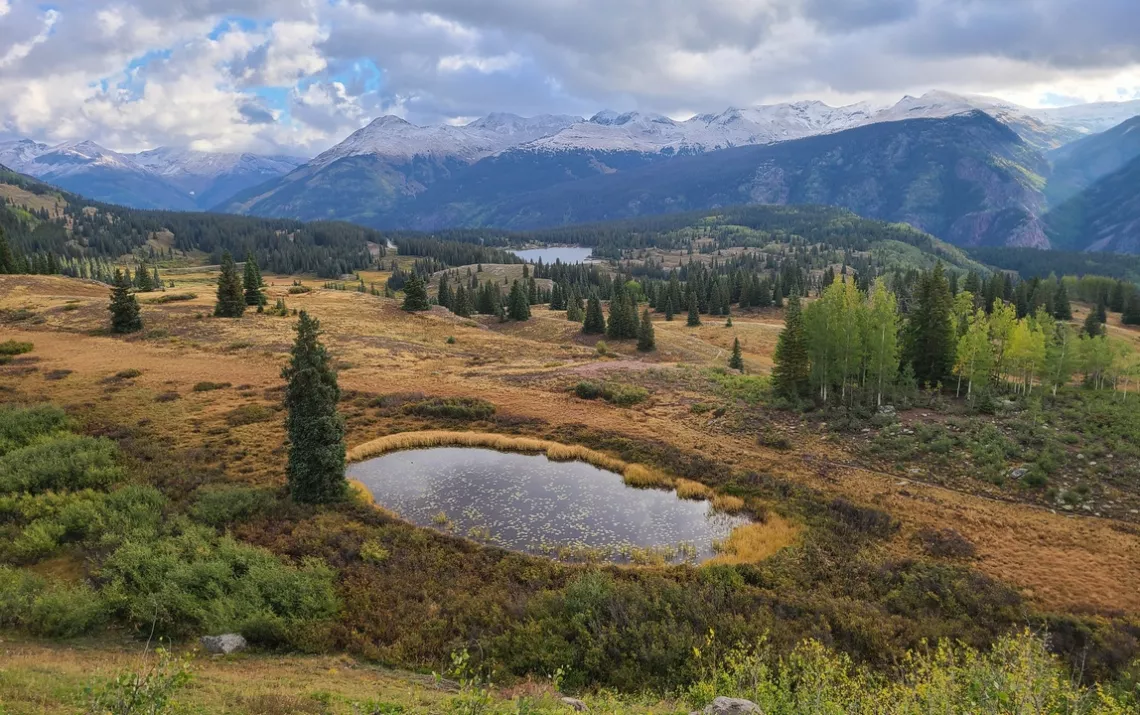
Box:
[710,515,800,565]
[622,463,675,489]
[711,494,746,513]
[674,478,714,500]
[347,430,626,475]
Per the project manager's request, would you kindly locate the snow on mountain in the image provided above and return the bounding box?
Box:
[308,113,580,168]
[6,140,150,179]
[132,147,304,179]
[1029,100,1140,136]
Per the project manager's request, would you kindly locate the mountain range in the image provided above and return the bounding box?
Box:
[0,139,304,211]
[4,90,1140,252]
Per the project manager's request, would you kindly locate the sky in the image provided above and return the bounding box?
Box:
[0,0,1138,157]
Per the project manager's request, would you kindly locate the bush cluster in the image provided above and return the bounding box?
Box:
[402,397,496,421]
[573,381,649,406]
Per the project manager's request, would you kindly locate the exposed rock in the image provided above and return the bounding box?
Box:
[1009,466,1028,479]
[561,696,589,711]
[200,633,247,655]
[691,696,764,714]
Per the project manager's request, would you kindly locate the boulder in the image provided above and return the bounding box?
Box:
[561,696,589,711]
[691,696,763,714]
[200,633,247,655]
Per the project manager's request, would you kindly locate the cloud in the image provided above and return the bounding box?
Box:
[0,0,1137,156]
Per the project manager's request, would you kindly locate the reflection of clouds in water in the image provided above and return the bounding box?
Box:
[348,447,749,563]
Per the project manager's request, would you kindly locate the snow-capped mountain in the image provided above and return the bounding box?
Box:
[308,112,579,168]
[0,140,307,210]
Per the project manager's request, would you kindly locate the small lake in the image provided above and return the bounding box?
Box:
[509,246,595,264]
[348,447,747,564]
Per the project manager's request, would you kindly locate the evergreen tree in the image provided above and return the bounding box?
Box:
[453,284,472,317]
[1053,280,1072,320]
[729,337,744,371]
[1123,291,1140,326]
[134,263,154,292]
[686,290,701,327]
[0,228,14,274]
[437,273,453,310]
[508,280,531,321]
[108,269,142,334]
[772,293,809,400]
[213,251,246,318]
[1084,310,1103,338]
[606,280,638,339]
[402,272,430,311]
[905,264,954,387]
[583,294,606,334]
[152,267,162,291]
[243,252,267,308]
[636,308,655,352]
[283,312,346,504]
[1095,299,1107,324]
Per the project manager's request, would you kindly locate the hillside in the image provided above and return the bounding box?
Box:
[1046,116,1140,206]
[0,165,379,277]
[427,113,1049,247]
[1045,153,1140,254]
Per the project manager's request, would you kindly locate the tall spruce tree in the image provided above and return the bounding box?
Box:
[214,251,246,318]
[243,252,267,308]
[636,308,655,352]
[0,228,14,274]
[583,294,606,334]
[402,272,430,311]
[905,264,954,387]
[729,337,744,371]
[508,280,531,321]
[437,273,453,310]
[453,284,472,317]
[1123,291,1140,326]
[771,292,809,400]
[283,311,346,504]
[108,269,143,334]
[1053,280,1072,320]
[686,293,702,327]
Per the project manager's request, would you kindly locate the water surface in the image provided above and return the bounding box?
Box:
[509,246,595,264]
[348,447,746,563]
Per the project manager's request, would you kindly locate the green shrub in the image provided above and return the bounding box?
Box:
[0,404,69,455]
[99,525,340,639]
[0,340,33,356]
[288,285,313,294]
[8,519,67,563]
[403,397,495,421]
[114,368,142,379]
[191,485,275,527]
[145,292,197,304]
[573,381,648,406]
[0,434,124,495]
[224,404,276,427]
[0,566,106,637]
[192,381,231,392]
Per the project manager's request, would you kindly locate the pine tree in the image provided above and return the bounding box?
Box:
[0,228,14,274]
[905,264,954,387]
[152,267,162,291]
[729,337,743,371]
[437,273,453,310]
[283,312,346,504]
[508,280,531,321]
[1084,310,1102,337]
[402,272,430,311]
[108,269,142,334]
[686,288,701,327]
[134,263,154,292]
[453,284,472,317]
[636,308,655,352]
[243,252,267,308]
[214,251,246,318]
[1123,291,1140,326]
[772,293,809,400]
[1053,280,1073,320]
[583,294,606,334]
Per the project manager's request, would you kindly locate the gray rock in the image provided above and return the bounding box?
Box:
[200,633,247,655]
[877,405,897,416]
[691,697,764,714]
[1009,467,1028,479]
[561,697,589,711]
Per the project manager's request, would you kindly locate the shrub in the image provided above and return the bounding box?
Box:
[0,404,69,455]
[192,381,231,392]
[114,368,142,379]
[403,397,495,421]
[99,525,341,639]
[574,381,648,406]
[828,498,897,539]
[155,391,181,402]
[0,434,124,495]
[0,566,107,637]
[191,485,275,527]
[225,404,276,427]
[288,285,313,294]
[145,292,197,304]
[0,340,33,356]
[914,527,978,559]
[359,539,391,564]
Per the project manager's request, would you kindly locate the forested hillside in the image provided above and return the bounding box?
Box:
[0,165,378,278]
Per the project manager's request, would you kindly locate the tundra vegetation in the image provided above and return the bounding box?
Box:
[0,208,1139,712]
